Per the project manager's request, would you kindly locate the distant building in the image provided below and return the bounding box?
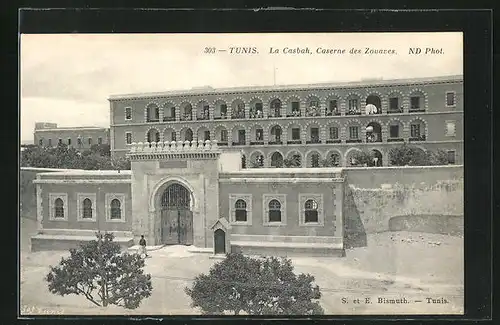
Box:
[107,75,464,166]
[34,123,110,150]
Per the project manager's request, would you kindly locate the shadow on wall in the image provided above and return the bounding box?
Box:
[343,185,367,249]
[389,214,464,236]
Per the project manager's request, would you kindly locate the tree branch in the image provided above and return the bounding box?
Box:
[76,284,101,307]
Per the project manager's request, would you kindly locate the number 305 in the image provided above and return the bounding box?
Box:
[204,47,216,54]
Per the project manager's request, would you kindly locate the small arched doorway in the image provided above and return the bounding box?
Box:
[214,229,226,254]
[160,183,193,245]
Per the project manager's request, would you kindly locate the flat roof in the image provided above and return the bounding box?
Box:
[108,74,463,101]
[37,170,132,177]
[35,127,109,132]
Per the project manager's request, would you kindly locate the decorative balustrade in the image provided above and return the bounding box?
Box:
[128,139,220,154]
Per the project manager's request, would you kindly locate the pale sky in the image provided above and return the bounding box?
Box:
[20,32,463,143]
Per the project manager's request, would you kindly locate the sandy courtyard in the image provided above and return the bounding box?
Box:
[19,217,463,316]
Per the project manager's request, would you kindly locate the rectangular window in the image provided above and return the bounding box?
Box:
[389,98,399,111]
[125,107,132,120]
[349,99,358,110]
[349,126,359,139]
[221,130,228,142]
[447,150,456,164]
[329,127,338,139]
[204,131,210,141]
[446,92,455,106]
[329,100,337,110]
[238,130,246,143]
[390,125,399,138]
[256,129,263,141]
[220,104,227,114]
[171,131,176,141]
[410,96,420,109]
[67,138,72,145]
[446,121,456,136]
[255,103,263,111]
[88,138,92,145]
[48,139,52,146]
[98,137,103,145]
[126,132,132,144]
[292,128,300,140]
[310,128,319,141]
[292,101,299,111]
[411,124,421,138]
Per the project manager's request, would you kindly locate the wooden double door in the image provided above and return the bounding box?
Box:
[160,183,193,245]
[161,209,193,245]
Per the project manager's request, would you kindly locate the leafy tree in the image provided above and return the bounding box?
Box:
[46,233,152,309]
[283,155,301,168]
[350,151,375,167]
[185,253,324,315]
[20,143,131,170]
[388,144,449,166]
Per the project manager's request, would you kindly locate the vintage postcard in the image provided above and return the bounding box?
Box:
[20,32,464,316]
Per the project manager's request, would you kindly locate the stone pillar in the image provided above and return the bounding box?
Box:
[402,96,410,113]
[403,123,410,140]
[300,100,306,117]
[320,102,326,117]
[228,129,233,147]
[320,125,327,143]
[264,101,269,119]
[263,127,269,145]
[301,127,307,144]
[333,183,344,239]
[158,107,164,122]
[144,107,148,122]
[281,102,287,118]
[209,104,215,120]
[227,104,233,120]
[340,99,346,116]
[192,107,197,121]
[246,126,251,145]
[175,106,181,121]
[340,126,347,143]
[382,150,390,167]
[381,124,388,142]
[380,96,388,114]
[245,103,250,119]
[360,96,367,115]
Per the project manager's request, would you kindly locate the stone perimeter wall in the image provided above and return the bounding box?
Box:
[343,165,464,248]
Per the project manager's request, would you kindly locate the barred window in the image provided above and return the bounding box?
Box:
[235,199,247,222]
[349,126,359,139]
[292,128,300,140]
[390,125,399,138]
[389,97,399,110]
[54,198,64,219]
[88,138,92,145]
[446,92,455,106]
[268,199,281,222]
[126,132,132,144]
[304,199,319,223]
[411,124,421,138]
[410,96,420,109]
[125,107,132,119]
[82,198,93,219]
[220,130,228,142]
[329,127,338,139]
[110,199,121,219]
[349,99,358,110]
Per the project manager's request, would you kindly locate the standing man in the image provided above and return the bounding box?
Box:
[139,235,148,258]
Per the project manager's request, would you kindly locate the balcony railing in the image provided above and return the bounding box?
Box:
[387,109,404,114]
[346,110,361,116]
[231,112,246,119]
[287,140,302,145]
[181,114,192,121]
[286,111,301,117]
[250,141,264,145]
[218,141,228,146]
[198,115,210,120]
[249,112,264,119]
[214,114,228,120]
[306,139,321,144]
[232,141,246,146]
[346,139,362,143]
[326,139,341,144]
[268,114,282,118]
[147,118,160,122]
[326,111,341,116]
[409,108,426,113]
[409,135,426,142]
[268,140,283,145]
[163,117,175,122]
[387,138,404,142]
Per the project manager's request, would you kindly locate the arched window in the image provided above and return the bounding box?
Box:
[82,198,93,219]
[268,199,281,222]
[235,199,247,222]
[305,199,319,223]
[54,198,64,219]
[110,199,121,220]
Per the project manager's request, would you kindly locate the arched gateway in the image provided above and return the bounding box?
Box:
[160,183,193,245]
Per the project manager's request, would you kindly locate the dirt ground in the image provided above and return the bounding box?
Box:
[19,217,464,316]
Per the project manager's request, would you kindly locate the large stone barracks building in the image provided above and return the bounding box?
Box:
[108,75,463,166]
[29,75,463,256]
